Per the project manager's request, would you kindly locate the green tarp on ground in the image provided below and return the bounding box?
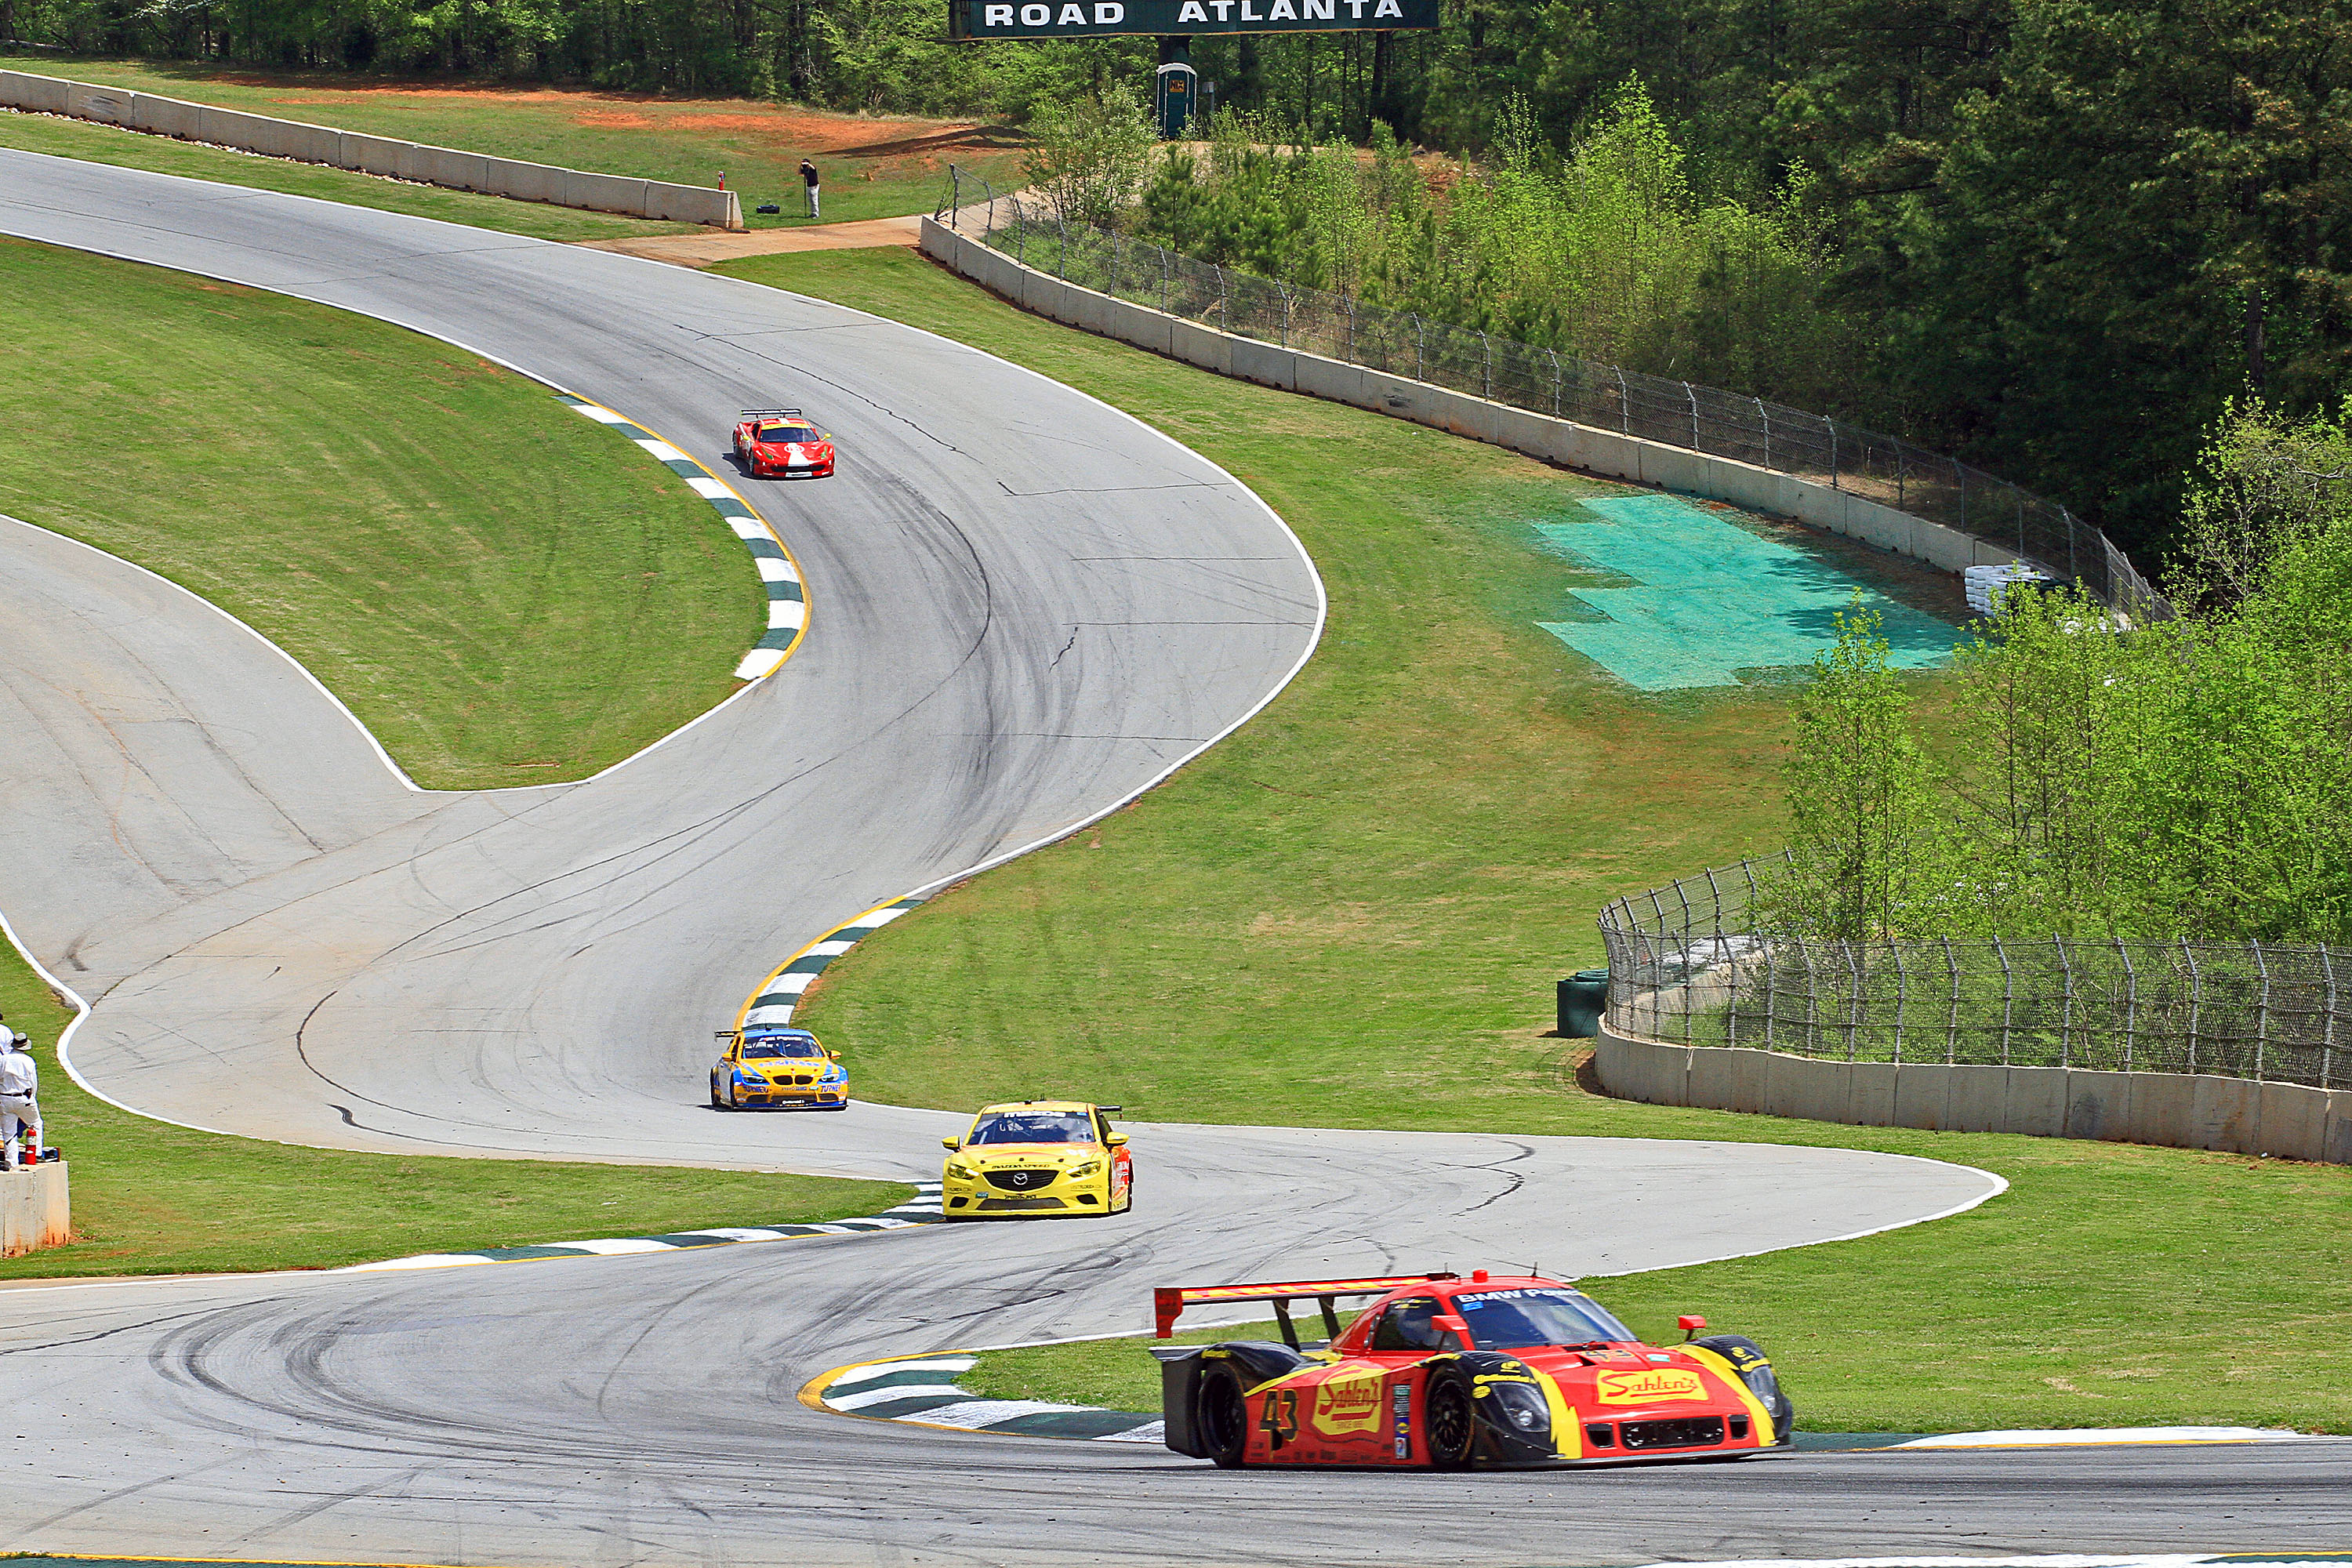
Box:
[1535,495,1958,691]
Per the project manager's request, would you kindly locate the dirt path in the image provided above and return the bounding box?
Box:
[577,213,922,267]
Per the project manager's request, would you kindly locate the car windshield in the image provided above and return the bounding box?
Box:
[1451,1289,1635,1349]
[742,1038,822,1059]
[759,425,817,444]
[967,1111,1095,1145]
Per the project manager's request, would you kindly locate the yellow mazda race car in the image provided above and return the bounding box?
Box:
[941,1102,1132,1218]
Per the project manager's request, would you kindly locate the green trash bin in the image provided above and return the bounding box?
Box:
[1556,968,1610,1038]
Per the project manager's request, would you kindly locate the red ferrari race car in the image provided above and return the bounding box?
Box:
[732,408,836,479]
[1152,1271,1793,1469]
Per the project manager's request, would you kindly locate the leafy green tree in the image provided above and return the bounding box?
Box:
[1768,599,1951,939]
[1022,83,1153,227]
[2175,397,2352,609]
[1944,585,2134,935]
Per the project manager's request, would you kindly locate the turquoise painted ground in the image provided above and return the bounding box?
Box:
[1535,495,1959,690]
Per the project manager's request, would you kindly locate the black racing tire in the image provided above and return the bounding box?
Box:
[725,1080,743,1111]
[710,1078,725,1109]
[1196,1362,1250,1469]
[1113,1174,1134,1214]
[1423,1368,1477,1470]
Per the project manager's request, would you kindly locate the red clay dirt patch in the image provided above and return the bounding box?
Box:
[247,85,992,156]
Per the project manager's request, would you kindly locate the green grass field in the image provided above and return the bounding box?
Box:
[1,53,1024,230]
[0,101,696,241]
[0,237,761,789]
[732,246,2352,1433]
[0,935,907,1279]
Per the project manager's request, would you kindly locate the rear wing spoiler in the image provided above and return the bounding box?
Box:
[1154,1273,1457,1349]
[740,408,804,419]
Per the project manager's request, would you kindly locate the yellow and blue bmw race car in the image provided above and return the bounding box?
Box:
[710,1025,848,1110]
[941,1101,1132,1218]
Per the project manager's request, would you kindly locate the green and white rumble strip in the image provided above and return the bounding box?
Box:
[343,1183,942,1272]
[806,1350,1165,1443]
[557,393,807,681]
[739,895,925,1031]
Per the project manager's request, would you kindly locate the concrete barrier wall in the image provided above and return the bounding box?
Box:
[1,68,71,113]
[920,216,2038,577]
[1595,1024,2352,1164]
[0,1163,71,1257]
[2,70,742,229]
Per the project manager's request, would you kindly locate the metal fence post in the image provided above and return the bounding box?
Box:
[1685,381,1700,451]
[2181,938,2201,1076]
[1842,942,1864,1062]
[1546,347,1563,417]
[1344,296,1356,364]
[1828,420,1840,490]
[1413,314,1425,383]
[1942,937,1962,1064]
[1054,212,1067,279]
[1616,367,1631,435]
[1159,245,1171,315]
[1755,396,1769,468]
[2116,937,2137,1072]
[1279,282,1292,348]
[2324,946,2341,1091]
[1215,264,1228,327]
[2055,935,2074,1069]
[1992,935,2014,1065]
[2251,938,2269,1082]
[1479,332,1492,401]
[1889,942,1907,1064]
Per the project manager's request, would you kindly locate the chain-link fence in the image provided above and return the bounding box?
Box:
[935,168,2166,621]
[1595,857,2350,1089]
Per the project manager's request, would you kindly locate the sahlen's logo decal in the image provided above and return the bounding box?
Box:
[1310,1370,1387,1437]
[1595,1367,1705,1405]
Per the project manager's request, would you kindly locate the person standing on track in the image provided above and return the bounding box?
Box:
[0,1026,38,1171]
[800,158,821,220]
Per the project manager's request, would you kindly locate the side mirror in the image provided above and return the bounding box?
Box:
[1678,1314,1708,1341]
[1435,1312,1473,1352]
[941,1137,961,1151]
[1106,1133,1128,1147]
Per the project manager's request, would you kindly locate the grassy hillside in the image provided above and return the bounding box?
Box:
[0,237,761,789]
[731,246,2352,1433]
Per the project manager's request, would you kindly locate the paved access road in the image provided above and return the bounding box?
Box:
[2,153,2342,1565]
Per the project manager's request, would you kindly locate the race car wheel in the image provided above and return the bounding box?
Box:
[1196,1362,1250,1468]
[725,1080,743,1111]
[1424,1370,1477,1470]
[1113,1175,1133,1214]
[710,1077,724,1109]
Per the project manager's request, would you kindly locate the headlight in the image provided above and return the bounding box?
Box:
[822,1066,844,1082]
[1064,1159,1101,1179]
[734,1069,760,1083]
[1483,1381,1550,1434]
[945,1161,974,1178]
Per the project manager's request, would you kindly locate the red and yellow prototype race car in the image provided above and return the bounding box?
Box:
[1153,1271,1792,1470]
[732,408,835,479]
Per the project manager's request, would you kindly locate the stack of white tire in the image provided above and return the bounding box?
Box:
[1964,561,2058,615]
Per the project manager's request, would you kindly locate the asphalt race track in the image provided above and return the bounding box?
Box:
[2,152,2347,1565]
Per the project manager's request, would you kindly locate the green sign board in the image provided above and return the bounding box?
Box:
[949,0,1438,38]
